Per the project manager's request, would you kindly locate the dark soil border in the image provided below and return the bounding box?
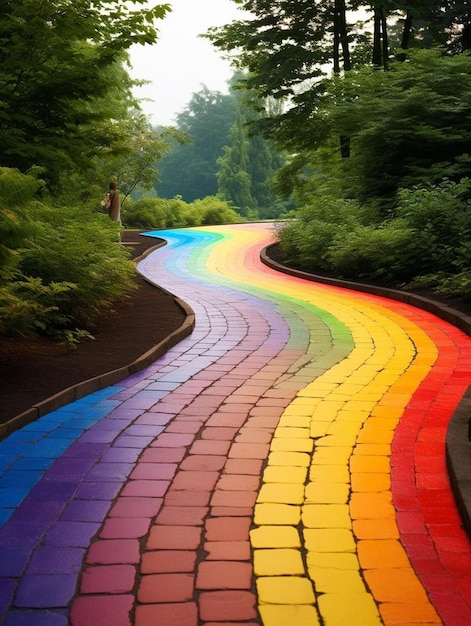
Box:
[0,233,195,439]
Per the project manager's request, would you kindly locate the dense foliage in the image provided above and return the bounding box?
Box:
[217,90,288,219]
[209,1,471,299]
[156,87,236,202]
[123,196,240,229]
[209,0,471,148]
[279,177,471,298]
[0,2,179,343]
[0,169,136,346]
[308,50,471,207]
[0,0,170,191]
[155,83,290,219]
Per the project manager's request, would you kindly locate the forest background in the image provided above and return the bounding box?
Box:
[1,0,471,348]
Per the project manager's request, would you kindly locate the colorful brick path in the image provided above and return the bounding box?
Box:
[0,222,470,626]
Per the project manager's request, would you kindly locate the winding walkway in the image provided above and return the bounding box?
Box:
[0,222,470,626]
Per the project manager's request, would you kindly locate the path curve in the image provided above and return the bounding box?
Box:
[0,223,470,626]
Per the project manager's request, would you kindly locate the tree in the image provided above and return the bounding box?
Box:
[247,133,287,219]
[0,0,170,188]
[294,49,471,209]
[206,0,355,150]
[155,81,289,218]
[208,0,350,97]
[217,92,288,218]
[217,109,255,217]
[207,0,471,151]
[156,87,236,201]
[97,112,187,205]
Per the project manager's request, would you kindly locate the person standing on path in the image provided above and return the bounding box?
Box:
[107,180,121,224]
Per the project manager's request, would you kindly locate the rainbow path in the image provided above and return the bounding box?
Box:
[1,222,471,626]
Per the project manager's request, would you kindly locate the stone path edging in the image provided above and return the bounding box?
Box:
[0,241,195,441]
[260,244,471,337]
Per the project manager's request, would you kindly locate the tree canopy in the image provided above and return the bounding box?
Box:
[325,50,471,204]
[0,0,170,188]
[154,83,289,219]
[207,0,471,148]
[203,1,471,299]
[156,87,237,202]
[217,91,287,218]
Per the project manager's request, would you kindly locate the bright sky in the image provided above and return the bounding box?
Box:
[129,0,248,126]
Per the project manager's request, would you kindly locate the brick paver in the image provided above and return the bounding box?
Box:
[0,223,470,625]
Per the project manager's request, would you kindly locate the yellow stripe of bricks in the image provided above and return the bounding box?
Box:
[199,225,442,625]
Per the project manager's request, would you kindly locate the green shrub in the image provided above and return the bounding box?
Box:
[278,197,363,271]
[395,179,471,275]
[0,173,139,343]
[280,219,341,270]
[19,212,136,328]
[122,195,239,229]
[0,168,43,279]
[278,181,471,296]
[435,271,471,299]
[123,197,187,228]
[406,270,471,300]
[0,167,45,207]
[327,222,417,282]
[0,278,75,337]
[193,197,239,225]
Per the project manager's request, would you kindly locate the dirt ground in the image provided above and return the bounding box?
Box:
[0,231,186,424]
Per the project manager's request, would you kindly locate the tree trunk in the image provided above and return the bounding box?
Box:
[333,4,341,74]
[338,0,351,71]
[373,8,382,66]
[340,135,350,158]
[333,0,351,73]
[381,8,389,69]
[372,6,389,70]
[461,22,471,50]
[333,0,352,158]
[401,11,412,49]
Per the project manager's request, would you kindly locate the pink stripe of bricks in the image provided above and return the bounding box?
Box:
[70,331,300,625]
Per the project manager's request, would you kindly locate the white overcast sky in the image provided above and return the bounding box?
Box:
[129,0,248,126]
